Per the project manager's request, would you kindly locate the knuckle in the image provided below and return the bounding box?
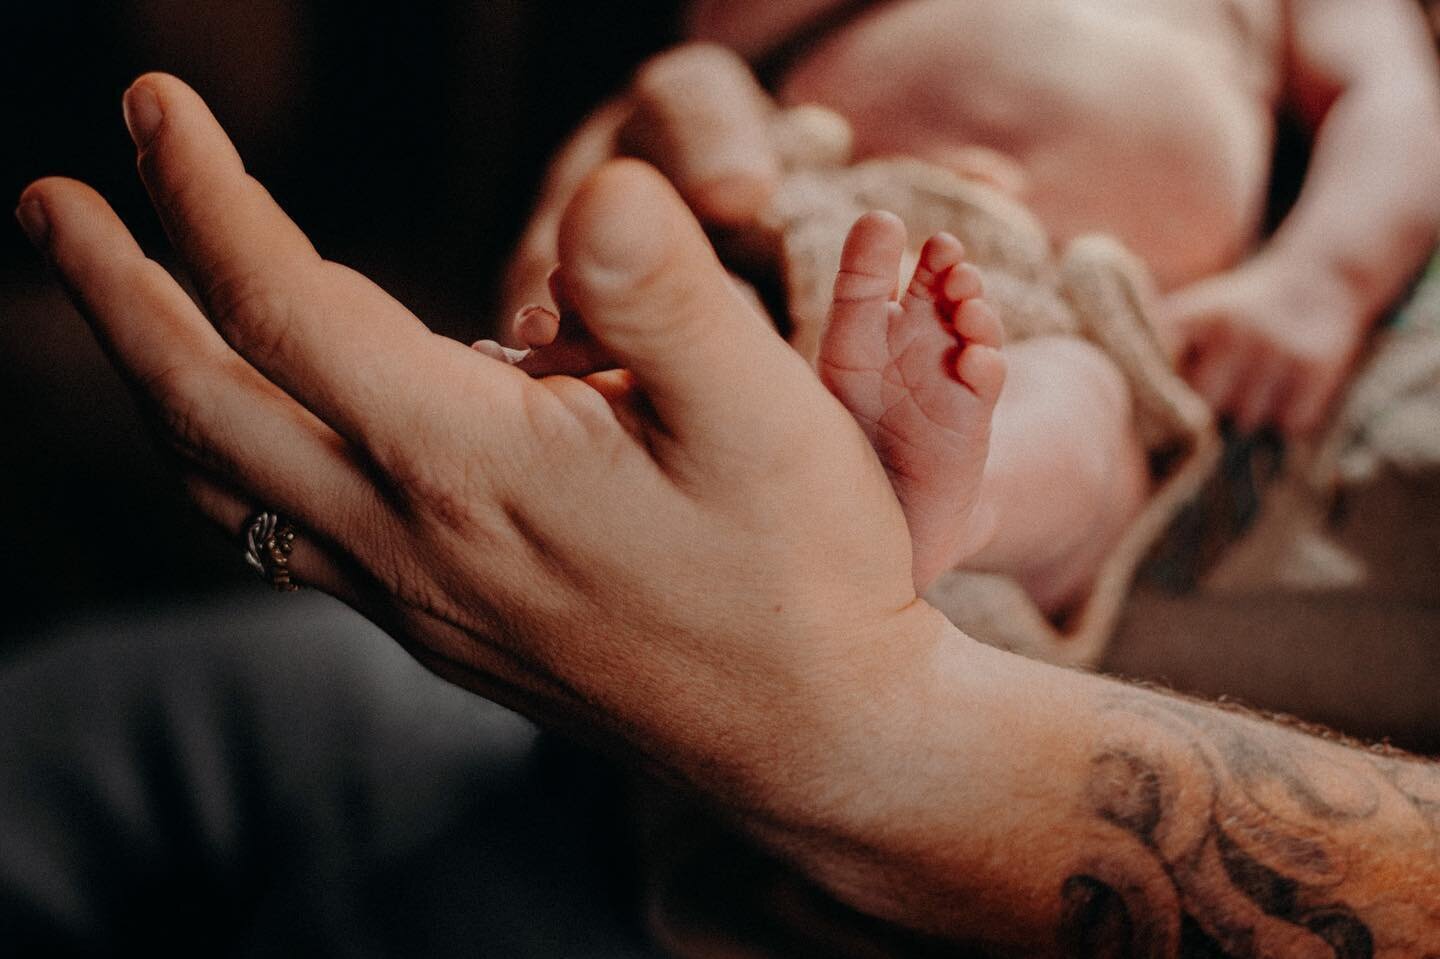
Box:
[530,378,607,447]
[362,392,494,531]
[473,380,633,501]
[528,380,644,484]
[140,362,217,462]
[383,450,474,531]
[635,281,720,355]
[203,269,301,366]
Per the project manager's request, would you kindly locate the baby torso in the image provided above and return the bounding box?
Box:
[696,0,1287,290]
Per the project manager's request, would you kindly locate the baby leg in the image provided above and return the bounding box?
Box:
[971,336,1150,614]
[820,212,1149,612]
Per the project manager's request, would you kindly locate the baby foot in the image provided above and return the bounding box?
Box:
[472,304,561,366]
[819,212,1007,590]
[473,274,617,378]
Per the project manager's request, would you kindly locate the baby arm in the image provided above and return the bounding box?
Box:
[1167,0,1440,435]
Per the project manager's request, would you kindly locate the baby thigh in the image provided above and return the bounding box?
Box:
[970,336,1150,608]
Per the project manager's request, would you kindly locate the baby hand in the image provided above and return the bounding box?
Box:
[1162,259,1368,436]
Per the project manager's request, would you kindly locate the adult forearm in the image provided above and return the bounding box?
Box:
[757,620,1440,954]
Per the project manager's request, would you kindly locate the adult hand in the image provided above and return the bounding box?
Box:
[16,74,943,817]
[1162,254,1367,436]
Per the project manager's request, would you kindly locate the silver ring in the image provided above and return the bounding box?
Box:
[244,511,301,592]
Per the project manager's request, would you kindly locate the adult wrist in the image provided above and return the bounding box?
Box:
[715,604,993,904]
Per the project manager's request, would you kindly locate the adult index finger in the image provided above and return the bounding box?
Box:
[120,73,522,465]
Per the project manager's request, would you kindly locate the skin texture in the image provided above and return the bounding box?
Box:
[17,74,1440,953]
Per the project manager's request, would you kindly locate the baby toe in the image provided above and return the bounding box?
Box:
[942,262,984,303]
[904,232,966,304]
[955,342,1007,403]
[954,298,1004,350]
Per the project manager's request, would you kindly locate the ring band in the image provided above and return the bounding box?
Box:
[244,511,301,592]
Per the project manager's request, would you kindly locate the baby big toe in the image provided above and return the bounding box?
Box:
[823,212,909,376]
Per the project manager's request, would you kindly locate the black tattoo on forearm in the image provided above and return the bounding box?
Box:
[1059,694,1440,957]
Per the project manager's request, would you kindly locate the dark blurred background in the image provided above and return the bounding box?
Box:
[0,0,681,645]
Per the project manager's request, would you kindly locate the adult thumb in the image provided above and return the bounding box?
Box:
[555,159,807,449]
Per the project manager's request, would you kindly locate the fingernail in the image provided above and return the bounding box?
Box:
[122,83,163,148]
[14,199,50,249]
